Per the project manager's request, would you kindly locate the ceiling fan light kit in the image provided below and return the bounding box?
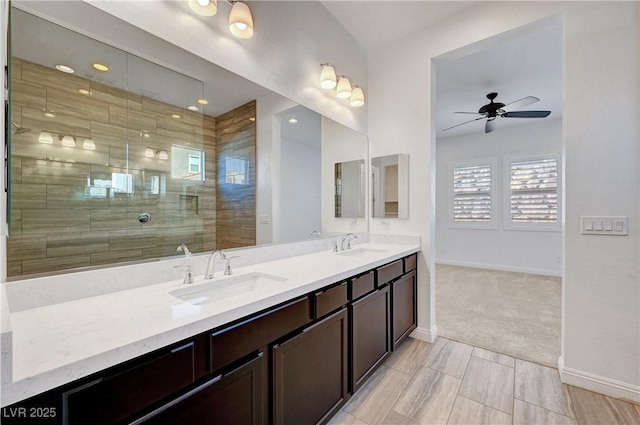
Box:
[443,92,551,134]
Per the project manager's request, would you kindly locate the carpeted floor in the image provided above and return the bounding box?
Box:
[436,264,561,367]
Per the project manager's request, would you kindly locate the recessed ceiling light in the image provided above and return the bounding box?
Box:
[44,112,56,118]
[288,118,298,124]
[55,64,74,73]
[187,105,199,112]
[92,63,109,72]
[171,114,181,119]
[198,99,209,105]
[78,89,91,95]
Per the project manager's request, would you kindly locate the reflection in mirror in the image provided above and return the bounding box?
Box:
[7,3,368,278]
[371,154,409,219]
[334,159,365,218]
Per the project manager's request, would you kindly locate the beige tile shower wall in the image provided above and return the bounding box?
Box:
[215,101,256,250]
[8,58,218,277]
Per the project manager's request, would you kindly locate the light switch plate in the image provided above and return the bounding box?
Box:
[581,216,628,236]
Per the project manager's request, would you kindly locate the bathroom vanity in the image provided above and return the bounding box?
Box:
[1,242,419,425]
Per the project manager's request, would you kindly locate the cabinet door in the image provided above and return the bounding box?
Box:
[273,308,348,425]
[392,270,417,349]
[134,353,264,425]
[351,286,390,392]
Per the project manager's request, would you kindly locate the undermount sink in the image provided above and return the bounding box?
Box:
[335,248,389,257]
[170,272,288,305]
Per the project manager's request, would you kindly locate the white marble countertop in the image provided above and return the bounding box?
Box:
[1,241,419,407]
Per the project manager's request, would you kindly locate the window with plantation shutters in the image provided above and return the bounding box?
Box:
[507,156,560,227]
[451,162,494,226]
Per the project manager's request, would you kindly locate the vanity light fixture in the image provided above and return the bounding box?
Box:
[144,148,155,158]
[336,76,352,99]
[158,150,169,160]
[228,1,254,39]
[78,89,91,95]
[61,135,76,147]
[55,64,74,73]
[171,114,182,119]
[92,63,109,72]
[44,112,56,118]
[83,139,96,150]
[249,117,256,122]
[350,86,365,107]
[319,63,337,89]
[188,0,218,16]
[38,132,54,144]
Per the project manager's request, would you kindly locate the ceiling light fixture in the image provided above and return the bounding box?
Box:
[188,0,218,16]
[144,148,155,158]
[92,63,109,72]
[319,63,337,89]
[228,1,254,39]
[350,86,365,107]
[55,64,74,73]
[336,76,352,99]
[187,105,199,111]
[39,132,54,144]
[288,118,298,124]
[198,99,209,105]
[249,117,256,122]
[61,135,76,147]
[83,139,96,150]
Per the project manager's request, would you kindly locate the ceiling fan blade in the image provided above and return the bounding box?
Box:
[442,116,486,132]
[454,111,483,115]
[503,96,539,111]
[503,110,551,118]
[485,119,496,134]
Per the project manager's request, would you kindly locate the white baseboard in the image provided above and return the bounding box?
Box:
[410,325,437,343]
[436,259,561,277]
[558,356,640,403]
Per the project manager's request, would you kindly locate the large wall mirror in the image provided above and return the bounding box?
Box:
[6,2,368,278]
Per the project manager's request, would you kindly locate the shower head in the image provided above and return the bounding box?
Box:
[11,122,31,135]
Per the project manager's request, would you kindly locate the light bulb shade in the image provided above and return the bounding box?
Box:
[350,86,365,107]
[144,148,155,158]
[188,0,218,16]
[38,132,54,144]
[320,64,337,89]
[61,135,76,147]
[229,1,254,39]
[83,139,96,150]
[158,150,169,160]
[336,77,352,99]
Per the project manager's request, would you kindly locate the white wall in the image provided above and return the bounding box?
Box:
[369,2,639,400]
[436,119,562,276]
[280,136,321,242]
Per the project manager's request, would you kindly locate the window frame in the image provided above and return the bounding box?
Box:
[503,153,561,232]
[448,158,498,230]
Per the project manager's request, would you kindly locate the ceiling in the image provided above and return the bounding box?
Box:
[322,1,563,138]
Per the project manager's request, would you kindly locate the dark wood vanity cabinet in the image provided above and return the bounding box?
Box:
[351,285,391,392]
[391,270,417,349]
[273,308,348,425]
[134,352,265,425]
[3,253,418,425]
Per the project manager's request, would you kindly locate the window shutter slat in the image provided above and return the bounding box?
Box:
[453,164,492,223]
[509,158,558,223]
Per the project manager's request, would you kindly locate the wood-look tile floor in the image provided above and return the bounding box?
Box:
[328,337,640,425]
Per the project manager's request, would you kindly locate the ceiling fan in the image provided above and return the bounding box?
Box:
[443,92,551,134]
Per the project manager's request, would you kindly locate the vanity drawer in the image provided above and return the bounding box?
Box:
[376,260,403,287]
[314,281,348,318]
[210,297,311,372]
[350,271,375,300]
[64,342,195,425]
[404,254,417,273]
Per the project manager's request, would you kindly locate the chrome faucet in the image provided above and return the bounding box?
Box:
[174,264,194,285]
[311,230,322,238]
[224,256,239,275]
[340,233,357,251]
[205,250,226,280]
[177,243,192,257]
